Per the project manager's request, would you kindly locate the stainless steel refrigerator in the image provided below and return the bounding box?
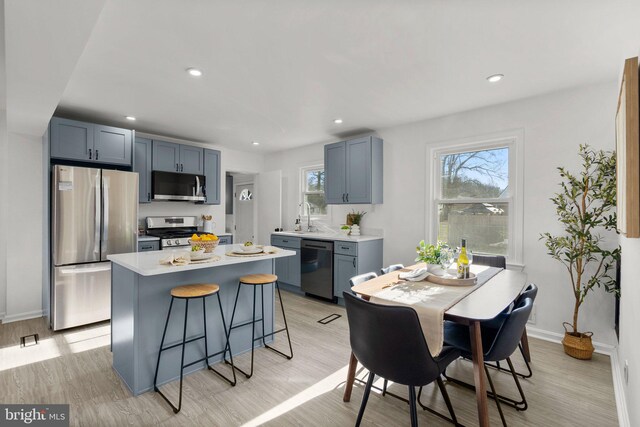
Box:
[51,165,138,330]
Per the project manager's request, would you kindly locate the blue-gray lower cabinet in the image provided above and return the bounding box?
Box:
[271,236,301,287]
[134,138,152,203]
[137,240,159,252]
[334,254,357,298]
[218,235,232,245]
[203,149,221,205]
[333,239,383,300]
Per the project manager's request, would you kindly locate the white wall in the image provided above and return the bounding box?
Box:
[137,133,264,235]
[0,111,7,320]
[265,81,620,345]
[4,132,45,322]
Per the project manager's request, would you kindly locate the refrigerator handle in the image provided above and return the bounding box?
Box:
[101,175,109,259]
[94,176,101,258]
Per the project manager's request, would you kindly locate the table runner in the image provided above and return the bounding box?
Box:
[370,266,502,356]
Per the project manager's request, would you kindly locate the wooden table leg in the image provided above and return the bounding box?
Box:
[343,351,358,402]
[521,329,532,363]
[469,320,490,427]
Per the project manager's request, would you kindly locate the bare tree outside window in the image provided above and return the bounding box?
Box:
[437,147,510,255]
[303,168,327,216]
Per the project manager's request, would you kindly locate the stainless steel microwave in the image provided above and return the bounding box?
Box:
[152,171,206,202]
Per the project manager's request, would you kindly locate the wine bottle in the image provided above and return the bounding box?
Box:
[457,239,470,279]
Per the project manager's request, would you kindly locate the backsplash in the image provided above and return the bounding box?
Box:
[138,202,226,234]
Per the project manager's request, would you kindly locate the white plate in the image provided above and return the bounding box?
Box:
[233,247,263,255]
[189,251,216,261]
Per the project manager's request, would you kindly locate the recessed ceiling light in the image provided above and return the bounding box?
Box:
[125,116,136,121]
[187,68,203,77]
[252,141,260,146]
[333,118,343,124]
[486,74,504,83]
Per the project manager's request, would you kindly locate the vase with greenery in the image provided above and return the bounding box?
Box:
[347,210,367,226]
[415,240,453,275]
[540,144,620,359]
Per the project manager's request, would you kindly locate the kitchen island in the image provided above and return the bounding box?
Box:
[108,245,295,395]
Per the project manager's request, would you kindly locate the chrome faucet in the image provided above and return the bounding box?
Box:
[304,201,314,232]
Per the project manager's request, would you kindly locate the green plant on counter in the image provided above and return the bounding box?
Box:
[349,210,367,225]
[415,240,452,268]
[340,225,351,230]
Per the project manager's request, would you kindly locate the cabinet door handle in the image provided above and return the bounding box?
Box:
[346,193,349,202]
[342,193,345,202]
[341,246,350,250]
[353,258,356,268]
[95,150,99,160]
[176,163,179,171]
[180,164,184,172]
[88,149,92,159]
[147,192,151,201]
[141,245,153,250]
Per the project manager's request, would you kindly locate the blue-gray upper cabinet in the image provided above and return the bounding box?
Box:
[324,136,383,204]
[180,144,204,175]
[134,138,152,203]
[152,140,181,172]
[324,141,347,204]
[152,140,204,174]
[50,118,94,162]
[50,118,132,166]
[203,149,221,205]
[93,125,132,165]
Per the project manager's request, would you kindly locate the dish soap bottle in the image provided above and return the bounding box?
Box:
[457,239,470,279]
[294,218,302,232]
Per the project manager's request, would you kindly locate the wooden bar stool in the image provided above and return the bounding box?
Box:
[153,284,236,413]
[224,274,293,378]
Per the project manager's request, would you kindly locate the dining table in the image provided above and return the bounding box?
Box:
[343,263,527,427]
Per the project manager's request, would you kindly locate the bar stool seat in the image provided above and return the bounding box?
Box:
[154,283,236,414]
[239,274,278,285]
[225,273,293,378]
[171,284,220,298]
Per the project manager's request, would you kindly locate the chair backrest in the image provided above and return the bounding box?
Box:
[349,272,378,288]
[485,297,533,362]
[515,283,538,305]
[472,254,507,269]
[381,264,404,275]
[343,292,443,386]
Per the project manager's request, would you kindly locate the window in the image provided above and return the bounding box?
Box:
[429,132,523,265]
[301,166,327,217]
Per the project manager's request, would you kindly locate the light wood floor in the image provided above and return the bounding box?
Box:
[0,290,617,426]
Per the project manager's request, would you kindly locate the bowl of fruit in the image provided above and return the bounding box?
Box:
[189,234,219,253]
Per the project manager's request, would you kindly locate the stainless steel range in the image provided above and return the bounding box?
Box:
[146,216,199,250]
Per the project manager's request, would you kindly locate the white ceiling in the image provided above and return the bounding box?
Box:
[48,0,640,151]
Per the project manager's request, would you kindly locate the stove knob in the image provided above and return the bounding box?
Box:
[165,240,172,246]
[175,239,180,245]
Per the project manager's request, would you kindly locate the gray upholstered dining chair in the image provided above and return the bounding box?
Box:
[380,264,404,275]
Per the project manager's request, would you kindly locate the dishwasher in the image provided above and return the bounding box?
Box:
[301,239,335,301]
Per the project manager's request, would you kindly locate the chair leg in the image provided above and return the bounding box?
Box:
[263,281,294,359]
[355,372,375,427]
[506,357,528,411]
[206,293,237,386]
[408,386,418,427]
[484,364,506,427]
[436,377,458,425]
[382,379,388,396]
[153,297,174,392]
[223,282,242,364]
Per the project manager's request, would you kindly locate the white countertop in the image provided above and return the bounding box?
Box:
[108,245,295,276]
[272,231,383,242]
[137,235,160,242]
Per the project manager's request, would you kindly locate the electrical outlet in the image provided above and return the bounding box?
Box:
[624,360,629,384]
[527,303,536,324]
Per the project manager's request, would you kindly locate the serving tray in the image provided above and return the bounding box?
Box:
[426,272,477,286]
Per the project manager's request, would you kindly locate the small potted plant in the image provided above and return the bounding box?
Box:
[346,210,367,226]
[340,225,351,236]
[415,240,453,276]
[540,145,620,360]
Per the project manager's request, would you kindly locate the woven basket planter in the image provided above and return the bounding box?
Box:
[561,322,594,360]
[190,239,219,253]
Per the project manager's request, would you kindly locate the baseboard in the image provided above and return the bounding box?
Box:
[1,309,45,324]
[527,326,628,426]
[610,350,630,427]
[526,326,616,355]
[0,311,5,321]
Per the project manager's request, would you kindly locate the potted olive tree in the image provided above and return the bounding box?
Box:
[540,145,620,359]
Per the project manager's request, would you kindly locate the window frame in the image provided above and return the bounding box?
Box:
[427,130,524,267]
[300,164,328,220]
